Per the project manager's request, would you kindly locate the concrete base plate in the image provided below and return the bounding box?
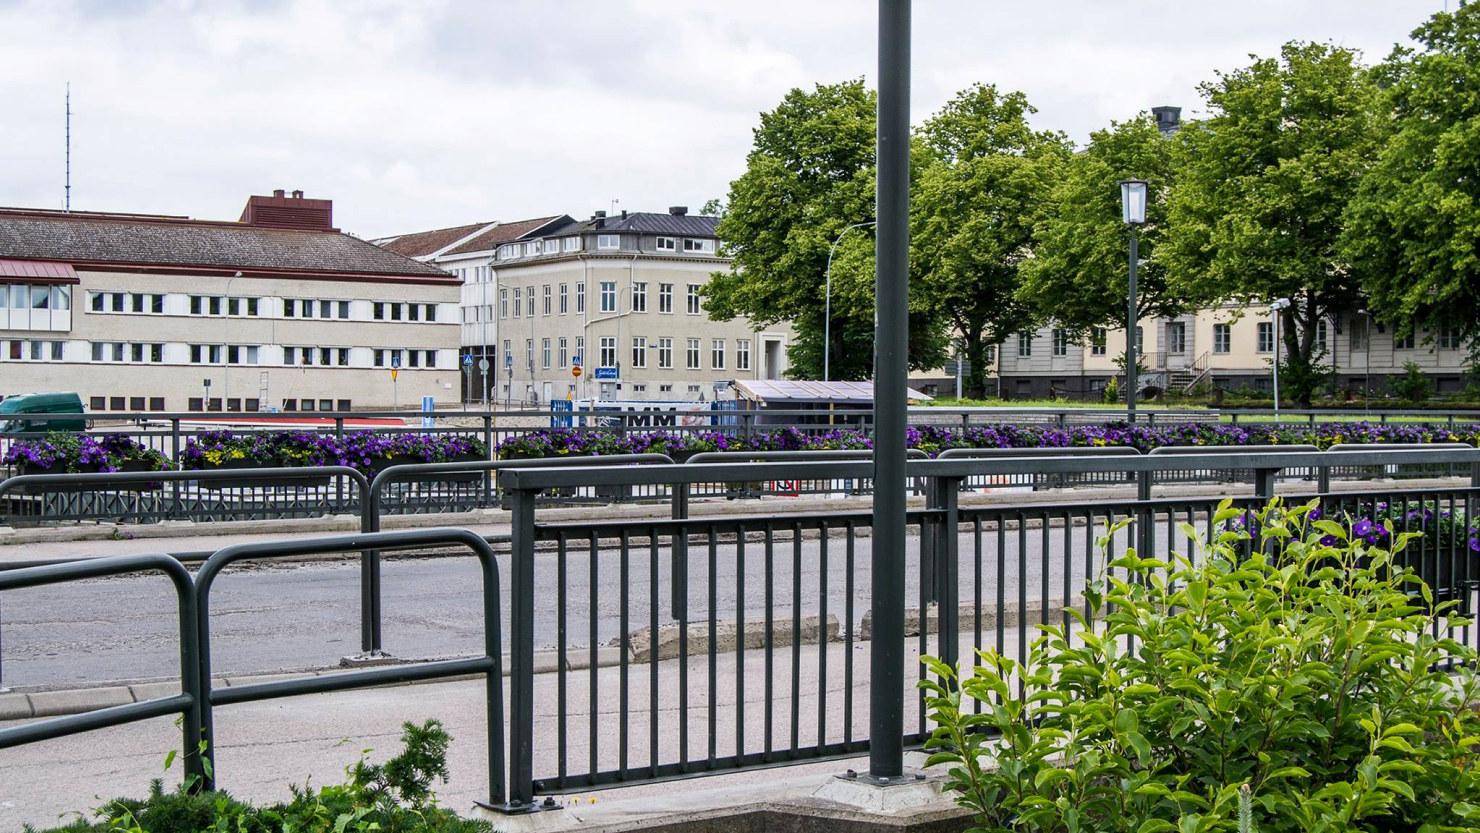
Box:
[811,772,943,814]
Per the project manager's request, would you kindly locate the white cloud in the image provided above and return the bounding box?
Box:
[0,0,1445,237]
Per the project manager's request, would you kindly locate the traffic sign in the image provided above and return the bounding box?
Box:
[478,358,490,372]
[391,355,401,369]
[463,354,474,367]
[572,354,582,367]
[390,369,399,381]
[572,366,583,378]
[594,366,618,380]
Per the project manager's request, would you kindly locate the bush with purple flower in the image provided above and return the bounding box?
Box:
[2,432,169,474]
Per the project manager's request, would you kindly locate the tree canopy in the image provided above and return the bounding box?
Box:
[1343,1,1480,353]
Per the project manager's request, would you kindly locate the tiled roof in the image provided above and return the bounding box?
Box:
[442,216,568,256]
[0,208,453,281]
[374,222,493,258]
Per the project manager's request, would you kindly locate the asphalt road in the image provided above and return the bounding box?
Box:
[0,518,1156,689]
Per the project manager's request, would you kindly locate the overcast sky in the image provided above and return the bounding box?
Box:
[0,0,1449,239]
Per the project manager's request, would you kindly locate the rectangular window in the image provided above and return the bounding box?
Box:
[686,337,701,369]
[131,293,145,313]
[599,336,617,368]
[390,302,402,321]
[91,292,104,312]
[372,302,384,320]
[500,288,508,319]
[683,238,715,254]
[559,284,568,314]
[736,339,751,371]
[131,343,144,363]
[336,300,349,319]
[1257,322,1274,353]
[1052,328,1068,357]
[1167,321,1186,354]
[659,283,673,314]
[503,340,512,369]
[632,337,647,368]
[192,296,205,315]
[523,242,539,257]
[513,290,522,318]
[227,296,240,316]
[1350,316,1369,351]
[150,343,163,363]
[410,303,422,322]
[1395,331,1415,350]
[686,284,701,315]
[1091,328,1107,356]
[1440,326,1462,350]
[1313,319,1328,354]
[542,338,551,369]
[524,339,533,370]
[1017,333,1032,358]
[563,237,580,252]
[597,234,620,250]
[542,285,551,315]
[632,282,646,312]
[574,337,584,367]
[600,281,617,313]
[576,283,586,314]
[558,337,568,368]
[286,347,298,365]
[408,350,420,368]
[656,236,677,252]
[337,348,349,366]
[1213,323,1231,354]
[711,338,726,369]
[658,337,673,369]
[542,238,559,254]
[317,300,330,319]
[30,286,48,310]
[149,397,165,411]
[110,292,124,312]
[154,294,167,314]
[525,287,534,318]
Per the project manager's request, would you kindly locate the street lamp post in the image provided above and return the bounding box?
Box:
[1118,180,1148,424]
[823,220,876,382]
[1270,298,1291,423]
[1357,308,1372,413]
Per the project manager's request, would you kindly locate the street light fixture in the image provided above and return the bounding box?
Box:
[823,220,876,382]
[1118,179,1148,424]
[1270,297,1292,422]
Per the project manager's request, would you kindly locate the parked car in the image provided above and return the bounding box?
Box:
[0,391,88,434]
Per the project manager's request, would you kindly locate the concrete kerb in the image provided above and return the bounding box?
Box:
[858,596,1086,641]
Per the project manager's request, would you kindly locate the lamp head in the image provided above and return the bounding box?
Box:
[1118,179,1148,225]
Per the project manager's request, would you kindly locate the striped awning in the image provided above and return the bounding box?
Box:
[0,259,80,284]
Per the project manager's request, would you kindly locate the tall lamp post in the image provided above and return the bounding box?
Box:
[1118,180,1147,424]
[823,220,876,382]
[1270,298,1291,423]
[1357,308,1372,414]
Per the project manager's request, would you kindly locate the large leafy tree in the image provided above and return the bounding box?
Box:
[704,80,941,380]
[911,84,1070,398]
[1162,42,1379,405]
[1344,2,1480,354]
[1018,114,1185,341]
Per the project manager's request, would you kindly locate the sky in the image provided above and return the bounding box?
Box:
[0,0,1450,240]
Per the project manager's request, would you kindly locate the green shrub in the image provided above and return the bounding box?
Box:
[27,719,490,833]
[1393,360,1432,403]
[1102,376,1120,405]
[922,499,1480,832]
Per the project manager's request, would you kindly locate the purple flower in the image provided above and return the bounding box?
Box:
[1353,519,1373,538]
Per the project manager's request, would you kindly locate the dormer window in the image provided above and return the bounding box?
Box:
[597,234,620,251]
[522,241,539,256]
[499,244,517,260]
[542,239,559,254]
[562,237,580,252]
[683,238,715,254]
[656,236,677,252]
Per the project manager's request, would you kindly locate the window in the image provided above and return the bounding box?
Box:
[525,339,534,370]
[513,289,522,318]
[1350,316,1369,351]
[1091,327,1107,356]
[500,288,508,319]
[542,285,551,315]
[542,338,551,369]
[1257,322,1274,353]
[372,302,383,320]
[194,296,206,315]
[656,236,677,252]
[597,234,620,251]
[1167,321,1186,354]
[300,299,313,318]
[1213,323,1231,354]
[600,281,617,313]
[149,397,165,411]
[574,337,584,367]
[542,239,559,254]
[1439,326,1462,350]
[523,241,538,257]
[317,300,330,319]
[576,284,585,314]
[131,293,145,313]
[632,282,646,312]
[558,337,568,368]
[1395,331,1415,350]
[1017,333,1032,358]
[90,292,104,312]
[31,286,49,310]
[563,237,580,252]
[686,284,701,315]
[154,294,167,314]
[1052,328,1068,357]
[686,338,701,369]
[1313,319,1328,354]
[559,284,568,314]
[110,292,124,312]
[503,340,512,369]
[409,303,421,322]
[736,339,751,371]
[599,336,617,368]
[683,238,715,254]
[711,339,726,369]
[659,384,673,393]
[658,338,673,369]
[659,283,673,313]
[632,337,647,368]
[499,244,516,260]
[337,348,349,366]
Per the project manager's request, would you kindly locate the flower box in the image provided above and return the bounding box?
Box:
[372,452,486,483]
[195,459,332,490]
[14,459,163,492]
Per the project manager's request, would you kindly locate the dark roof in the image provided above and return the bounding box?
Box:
[541,212,719,238]
[0,208,452,282]
[374,221,492,258]
[442,216,569,256]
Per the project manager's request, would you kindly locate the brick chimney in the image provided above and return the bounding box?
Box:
[239,190,334,231]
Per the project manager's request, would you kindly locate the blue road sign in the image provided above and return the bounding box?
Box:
[572,354,582,367]
[390,355,401,369]
[593,366,618,380]
[463,354,474,367]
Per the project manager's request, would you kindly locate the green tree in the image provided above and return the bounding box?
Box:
[912,84,1070,398]
[1162,42,1378,406]
[1344,2,1480,353]
[704,80,941,380]
[1018,114,1186,341]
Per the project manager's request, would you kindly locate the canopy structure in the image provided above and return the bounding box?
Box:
[730,379,931,406]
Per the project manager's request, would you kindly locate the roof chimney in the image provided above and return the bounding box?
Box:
[240,191,335,231]
[593,210,607,219]
[1151,106,1182,136]
[668,206,688,216]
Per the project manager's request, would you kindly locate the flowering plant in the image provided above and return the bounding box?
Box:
[181,430,487,475]
[2,432,169,473]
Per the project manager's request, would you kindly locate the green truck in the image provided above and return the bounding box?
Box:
[0,391,88,434]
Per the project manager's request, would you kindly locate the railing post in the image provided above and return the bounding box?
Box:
[360,474,383,656]
[483,414,495,507]
[934,474,960,673]
[1253,468,1278,501]
[508,483,538,807]
[1135,467,1153,556]
[170,417,182,518]
[671,475,690,621]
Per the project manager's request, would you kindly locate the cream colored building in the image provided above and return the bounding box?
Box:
[0,192,461,412]
[377,208,791,405]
